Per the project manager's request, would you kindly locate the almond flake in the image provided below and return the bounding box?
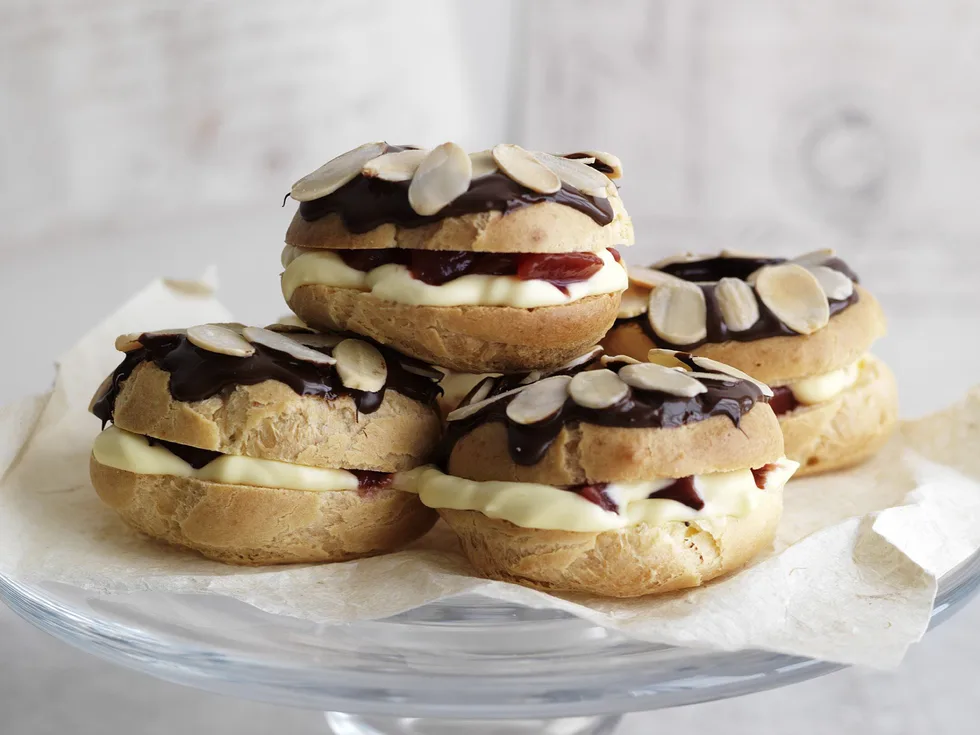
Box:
[465,377,495,406]
[807,265,854,301]
[534,152,610,197]
[628,266,686,290]
[505,375,572,425]
[114,333,143,352]
[469,150,498,178]
[648,253,704,270]
[646,349,689,370]
[551,346,604,374]
[447,384,528,422]
[291,332,343,348]
[647,281,708,346]
[562,150,623,179]
[400,361,444,381]
[333,339,387,393]
[291,142,387,202]
[715,277,760,332]
[187,324,256,358]
[618,287,650,318]
[601,354,640,367]
[408,142,473,216]
[754,264,830,336]
[791,249,836,268]
[618,363,706,398]
[569,369,629,409]
[241,327,336,365]
[362,149,429,182]
[492,144,561,194]
[690,355,774,397]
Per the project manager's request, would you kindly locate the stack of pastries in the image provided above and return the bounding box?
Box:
[88,142,896,597]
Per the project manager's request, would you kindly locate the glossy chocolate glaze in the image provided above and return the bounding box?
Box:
[91,333,441,427]
[441,353,767,466]
[297,145,615,230]
[622,255,860,349]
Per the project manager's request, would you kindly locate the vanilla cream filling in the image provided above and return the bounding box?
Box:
[787,357,865,406]
[94,426,366,492]
[396,460,798,533]
[280,246,628,308]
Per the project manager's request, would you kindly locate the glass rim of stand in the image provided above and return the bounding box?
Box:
[2,548,979,719]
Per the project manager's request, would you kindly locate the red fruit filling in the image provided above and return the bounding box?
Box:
[336,248,606,289]
[351,469,394,496]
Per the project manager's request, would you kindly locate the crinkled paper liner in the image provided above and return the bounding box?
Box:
[2,276,979,668]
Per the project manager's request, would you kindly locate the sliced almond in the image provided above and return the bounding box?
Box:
[187,324,256,358]
[562,150,623,179]
[464,377,495,406]
[618,363,706,398]
[569,369,629,409]
[551,345,604,374]
[333,339,387,393]
[648,253,704,270]
[628,266,686,290]
[114,333,143,352]
[715,277,760,332]
[408,142,473,216]
[213,322,246,333]
[492,144,561,194]
[241,327,336,365]
[647,281,707,346]
[754,263,830,336]
[719,249,768,259]
[601,354,640,367]
[618,287,650,318]
[807,265,854,301]
[362,148,429,182]
[505,375,572,425]
[646,349,689,370]
[447,384,528,422]
[469,150,498,178]
[265,322,314,334]
[689,355,774,397]
[291,332,343,348]
[791,249,836,268]
[291,142,387,202]
[400,361,444,381]
[533,152,610,198]
[520,370,544,385]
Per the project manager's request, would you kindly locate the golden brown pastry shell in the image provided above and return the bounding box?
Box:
[287,286,621,373]
[91,458,436,565]
[438,486,781,597]
[109,362,441,472]
[447,403,783,485]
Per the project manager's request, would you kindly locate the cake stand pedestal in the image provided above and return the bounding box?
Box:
[2,550,979,735]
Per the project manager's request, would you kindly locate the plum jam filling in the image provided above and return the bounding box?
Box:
[567,477,705,514]
[767,386,800,417]
[351,469,395,496]
[337,248,606,291]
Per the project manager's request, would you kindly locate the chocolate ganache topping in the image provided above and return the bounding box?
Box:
[622,253,860,349]
[297,145,615,231]
[91,331,442,427]
[440,352,768,466]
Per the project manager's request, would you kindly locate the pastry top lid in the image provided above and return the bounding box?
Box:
[440,347,774,468]
[620,249,861,348]
[90,322,443,427]
[284,143,634,253]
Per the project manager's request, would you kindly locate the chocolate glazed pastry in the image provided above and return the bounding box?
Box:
[88,323,444,566]
[601,250,897,477]
[414,347,795,597]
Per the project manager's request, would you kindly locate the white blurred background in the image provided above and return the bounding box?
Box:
[2,1,979,732]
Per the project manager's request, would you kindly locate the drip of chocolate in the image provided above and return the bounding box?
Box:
[146,436,222,469]
[297,145,615,231]
[440,353,767,466]
[91,333,442,427]
[622,255,860,349]
[767,386,800,417]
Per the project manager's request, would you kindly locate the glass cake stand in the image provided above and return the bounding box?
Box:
[2,551,980,735]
